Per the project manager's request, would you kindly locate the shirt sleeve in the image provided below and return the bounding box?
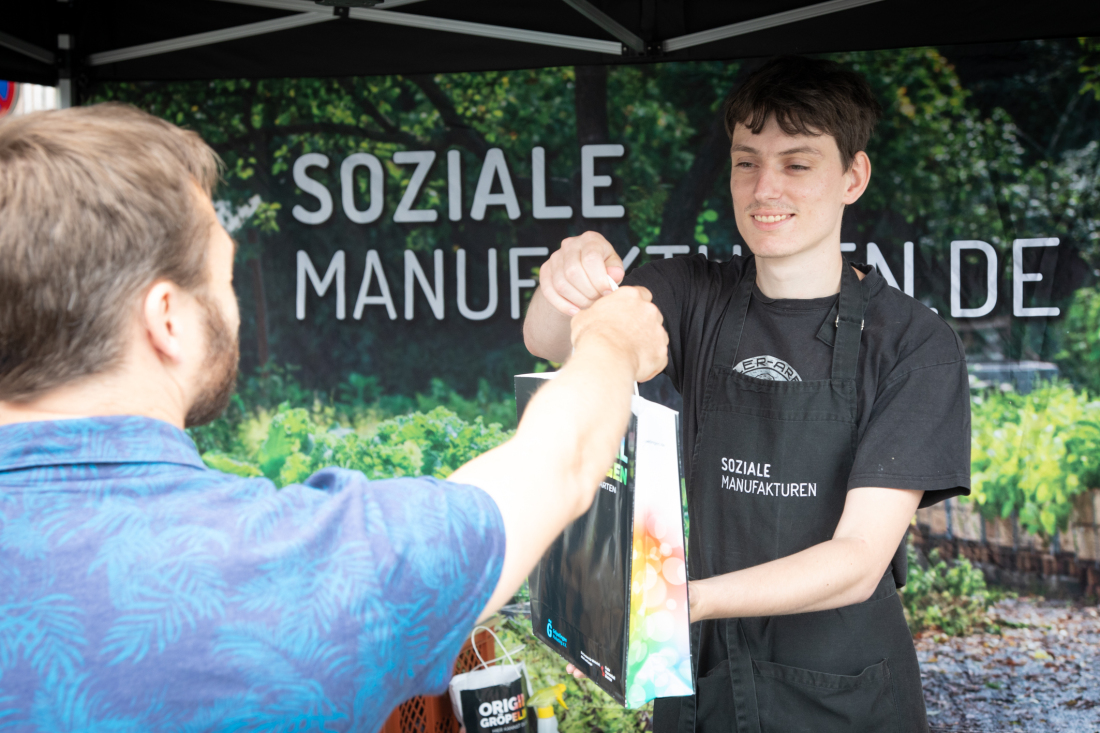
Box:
[624,254,729,392]
[270,470,506,707]
[846,359,972,507]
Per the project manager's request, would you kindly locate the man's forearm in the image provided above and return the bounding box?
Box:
[690,486,922,621]
[516,335,635,510]
[523,287,573,363]
[454,335,636,623]
[690,537,885,621]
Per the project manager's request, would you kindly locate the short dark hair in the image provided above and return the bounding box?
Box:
[0,103,221,401]
[724,56,882,170]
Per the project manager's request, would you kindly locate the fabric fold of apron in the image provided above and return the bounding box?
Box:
[653,257,928,733]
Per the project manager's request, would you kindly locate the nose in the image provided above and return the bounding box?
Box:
[753,163,783,203]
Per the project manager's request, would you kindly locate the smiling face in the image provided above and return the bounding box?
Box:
[729,115,870,263]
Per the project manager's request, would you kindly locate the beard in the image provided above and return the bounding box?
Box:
[184,294,240,428]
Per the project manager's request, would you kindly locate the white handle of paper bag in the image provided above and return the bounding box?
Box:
[447,625,532,724]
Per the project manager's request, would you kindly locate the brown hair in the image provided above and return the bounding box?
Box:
[0,102,222,401]
[724,56,883,170]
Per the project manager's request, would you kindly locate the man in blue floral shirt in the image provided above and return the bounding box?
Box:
[0,104,667,731]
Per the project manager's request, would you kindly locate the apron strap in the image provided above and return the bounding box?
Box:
[712,256,758,368]
[714,255,867,378]
[829,261,869,381]
[726,619,762,733]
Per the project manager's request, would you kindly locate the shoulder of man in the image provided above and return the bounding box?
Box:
[859,265,966,377]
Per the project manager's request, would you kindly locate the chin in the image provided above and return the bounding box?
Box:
[743,240,804,260]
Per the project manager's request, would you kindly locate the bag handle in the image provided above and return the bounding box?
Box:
[469,625,523,672]
[468,625,533,696]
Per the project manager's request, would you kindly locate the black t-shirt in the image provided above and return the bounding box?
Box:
[626,253,970,507]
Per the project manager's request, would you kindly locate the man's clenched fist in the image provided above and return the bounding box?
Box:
[539,231,624,315]
[570,286,667,383]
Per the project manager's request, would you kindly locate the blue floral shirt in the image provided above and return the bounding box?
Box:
[0,416,506,732]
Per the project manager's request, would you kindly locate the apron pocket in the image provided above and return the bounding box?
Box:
[695,663,736,733]
[752,658,899,733]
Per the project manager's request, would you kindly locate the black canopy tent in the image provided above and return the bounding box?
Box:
[2,0,1099,103]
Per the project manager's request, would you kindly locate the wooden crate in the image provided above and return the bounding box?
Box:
[378,627,496,733]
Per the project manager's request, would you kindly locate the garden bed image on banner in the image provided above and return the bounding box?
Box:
[515,373,694,707]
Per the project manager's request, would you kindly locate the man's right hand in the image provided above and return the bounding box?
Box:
[570,286,667,383]
[538,231,624,316]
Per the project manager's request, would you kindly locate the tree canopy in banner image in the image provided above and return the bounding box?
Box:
[91,39,1100,395]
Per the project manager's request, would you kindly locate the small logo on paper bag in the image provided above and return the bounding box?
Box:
[546,619,568,647]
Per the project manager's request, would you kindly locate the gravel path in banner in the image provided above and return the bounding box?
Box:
[918,597,1100,732]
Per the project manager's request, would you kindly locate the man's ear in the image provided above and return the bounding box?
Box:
[842,151,872,205]
[142,280,185,363]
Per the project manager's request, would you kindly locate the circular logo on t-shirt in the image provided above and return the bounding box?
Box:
[734,355,802,381]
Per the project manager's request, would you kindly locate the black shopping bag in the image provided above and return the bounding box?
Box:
[515,373,694,707]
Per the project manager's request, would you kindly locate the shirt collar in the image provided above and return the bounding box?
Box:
[0,416,206,473]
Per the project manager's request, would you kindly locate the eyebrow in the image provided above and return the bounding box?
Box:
[731,144,824,157]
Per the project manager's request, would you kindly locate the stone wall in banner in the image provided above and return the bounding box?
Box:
[914,491,1100,598]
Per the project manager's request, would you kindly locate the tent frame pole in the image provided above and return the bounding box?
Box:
[83,0,888,69]
[89,0,625,66]
[560,0,645,53]
[662,0,886,52]
[88,12,336,66]
[0,31,55,66]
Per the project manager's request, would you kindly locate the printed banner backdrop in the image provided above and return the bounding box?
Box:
[92,39,1100,404]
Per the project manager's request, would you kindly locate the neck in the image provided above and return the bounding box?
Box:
[754,244,850,300]
[0,360,188,430]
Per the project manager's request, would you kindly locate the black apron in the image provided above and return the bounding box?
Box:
[653,257,928,733]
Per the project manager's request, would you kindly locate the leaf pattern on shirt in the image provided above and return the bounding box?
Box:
[0,592,86,685]
[84,496,230,665]
[0,416,505,732]
[29,674,144,733]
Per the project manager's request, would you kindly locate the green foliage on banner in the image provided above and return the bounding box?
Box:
[846,47,1016,242]
[969,382,1100,537]
[901,545,998,637]
[200,401,511,488]
[1056,286,1100,394]
[188,365,517,479]
[1081,37,1100,101]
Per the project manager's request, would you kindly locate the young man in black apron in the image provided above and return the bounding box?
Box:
[523,56,971,732]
